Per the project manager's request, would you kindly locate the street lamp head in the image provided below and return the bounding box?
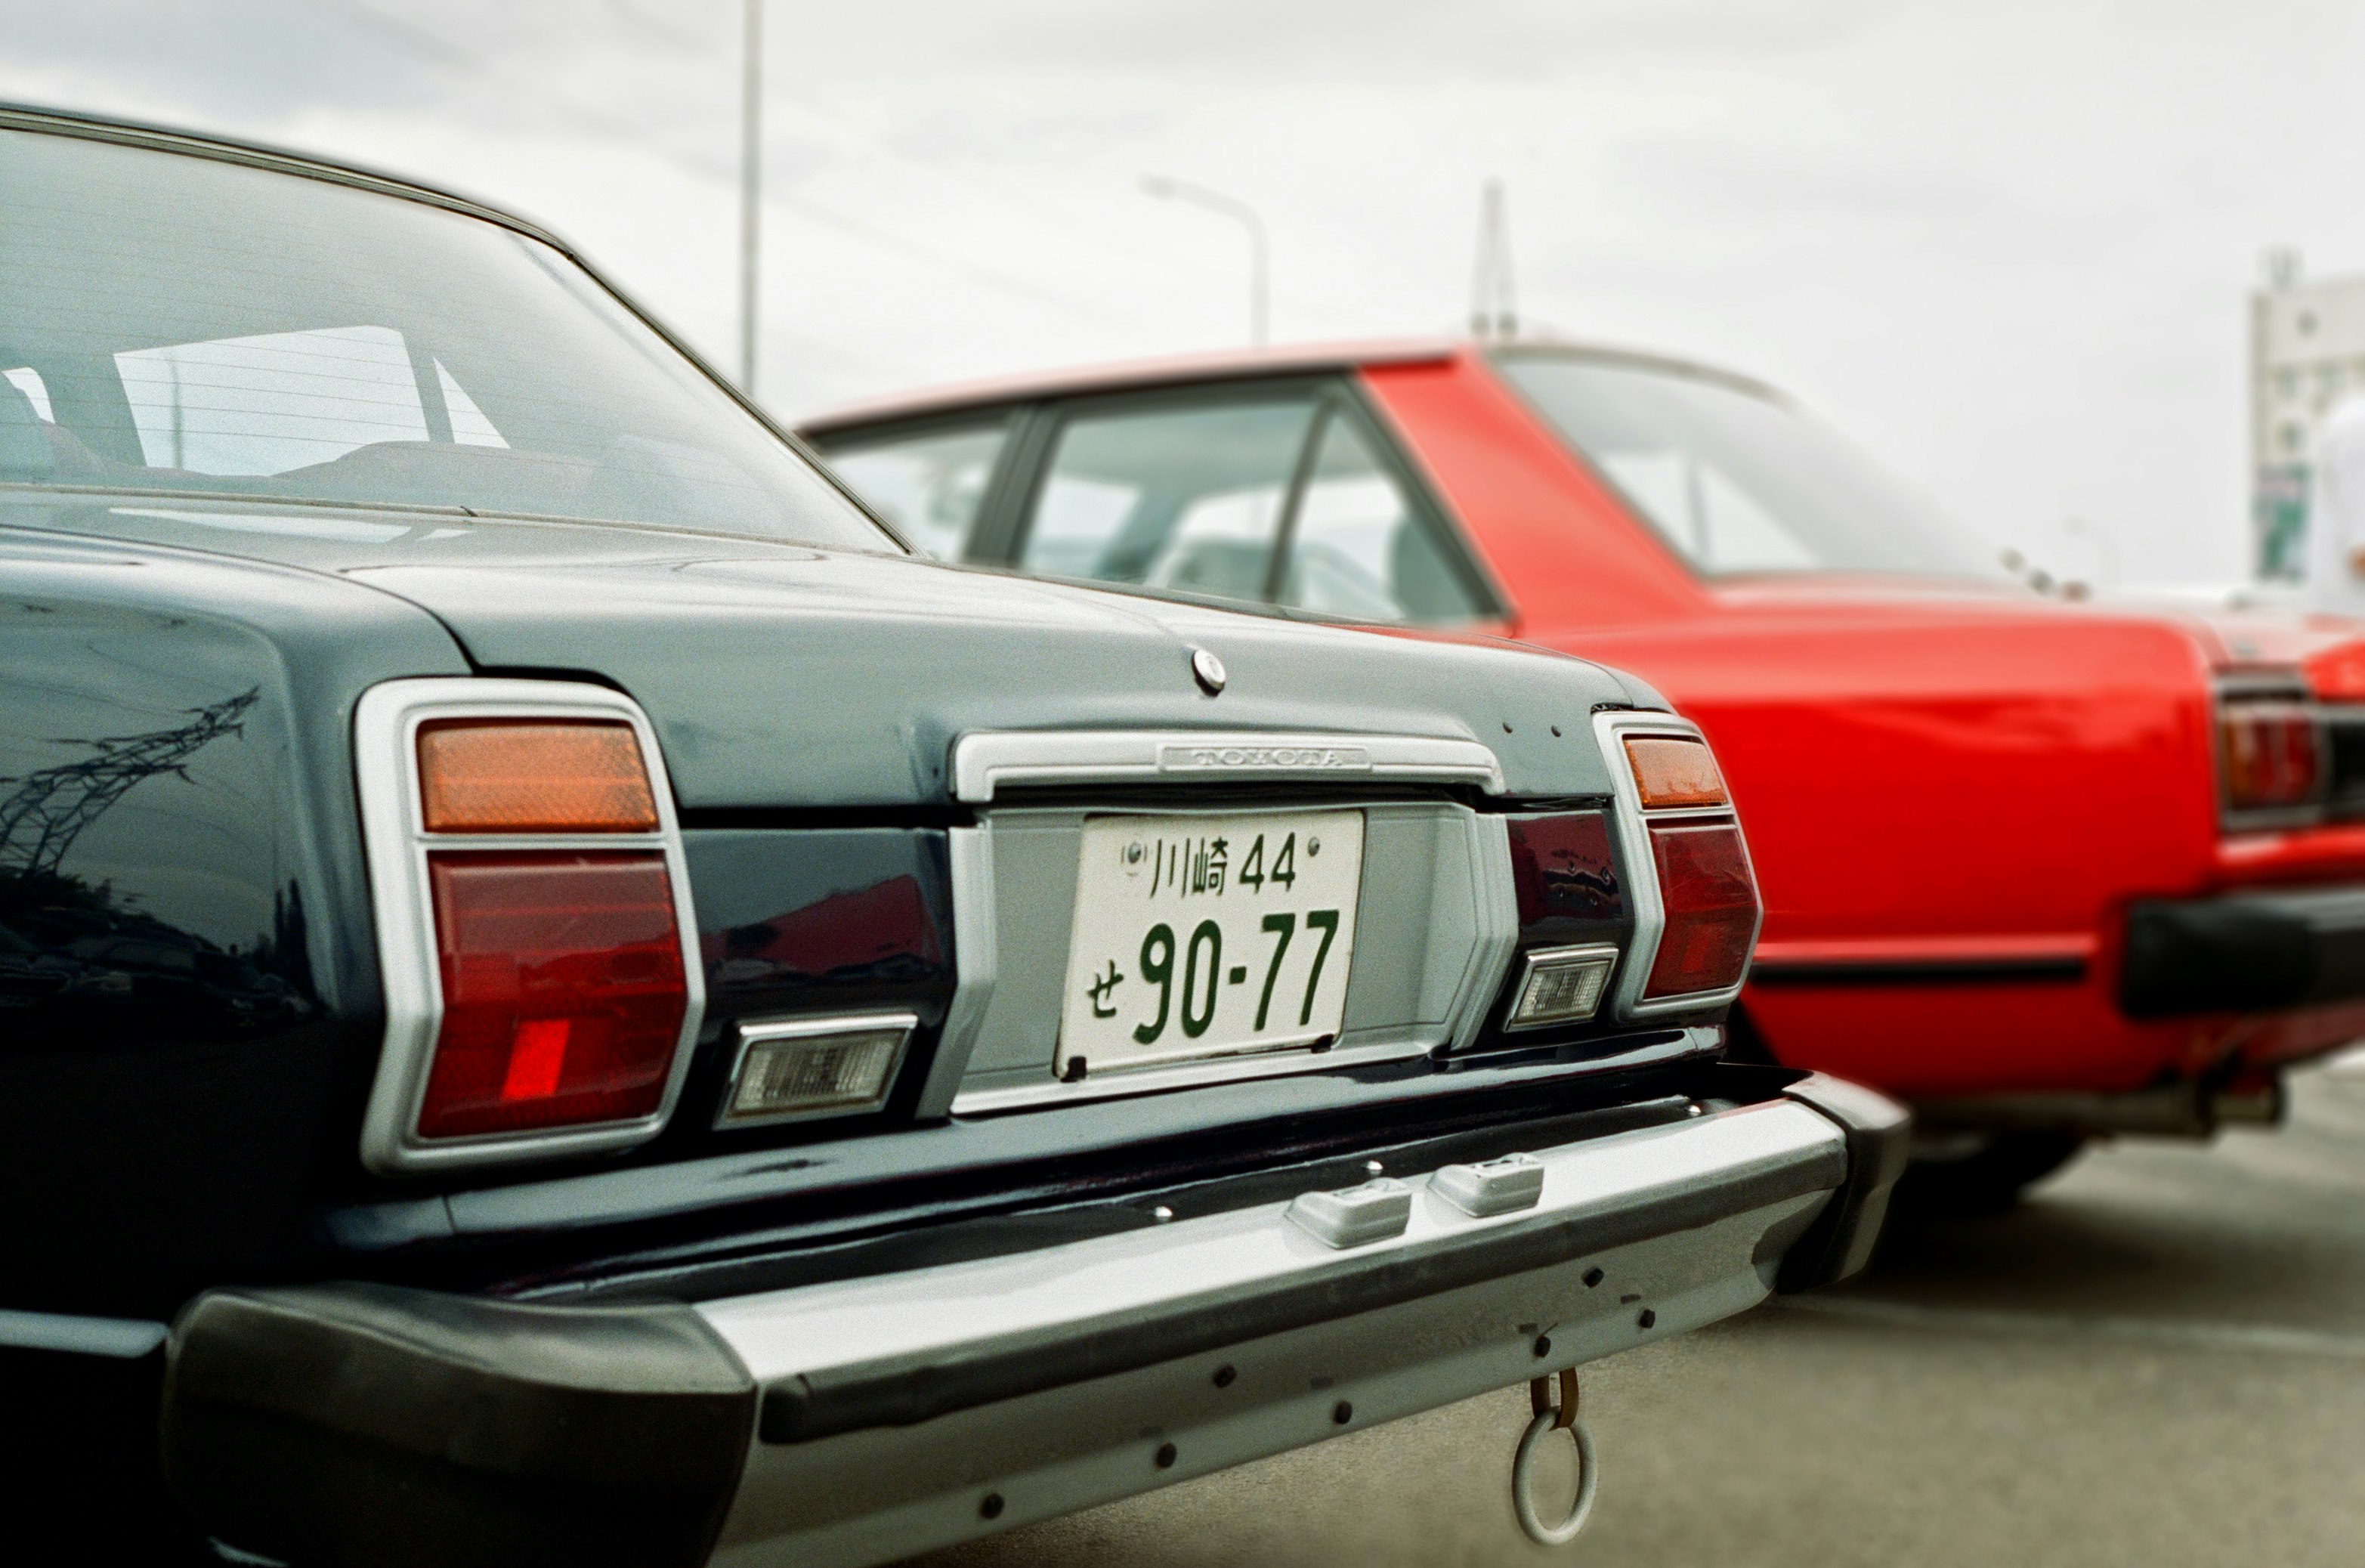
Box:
[1135,175,1269,347]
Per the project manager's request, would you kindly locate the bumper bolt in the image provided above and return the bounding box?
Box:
[1213,1364,1237,1388]
[1637,1308,1656,1329]
[1333,1400,1353,1424]
[1532,1335,1553,1358]
[980,1493,1005,1520]
[1155,1443,1178,1469]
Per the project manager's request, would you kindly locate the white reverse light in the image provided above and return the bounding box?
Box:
[1505,945,1618,1031]
[719,1015,914,1127]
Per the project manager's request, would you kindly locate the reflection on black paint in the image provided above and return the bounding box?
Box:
[709,874,947,992]
[0,688,314,1041]
[682,829,959,1031]
[0,870,314,1040]
[0,688,258,876]
[1507,812,1625,940]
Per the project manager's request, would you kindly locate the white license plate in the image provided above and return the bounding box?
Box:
[1057,810,1365,1076]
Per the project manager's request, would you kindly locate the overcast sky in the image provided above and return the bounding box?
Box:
[8,0,2365,586]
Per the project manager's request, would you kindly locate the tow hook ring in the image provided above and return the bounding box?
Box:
[1513,1369,1597,1547]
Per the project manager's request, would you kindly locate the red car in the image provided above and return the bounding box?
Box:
[802,340,2365,1207]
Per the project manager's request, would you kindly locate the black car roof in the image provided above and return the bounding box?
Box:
[0,102,573,258]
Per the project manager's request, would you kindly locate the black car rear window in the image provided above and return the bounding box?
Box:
[0,126,893,552]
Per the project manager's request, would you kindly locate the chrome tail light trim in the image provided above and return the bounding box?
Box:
[1591,710,1761,1020]
[352,677,705,1176]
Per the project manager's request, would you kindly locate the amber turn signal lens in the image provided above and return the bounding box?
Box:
[417,719,660,833]
[1625,736,1728,809]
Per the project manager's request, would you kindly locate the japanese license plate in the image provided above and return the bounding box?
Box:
[1057,810,1365,1076]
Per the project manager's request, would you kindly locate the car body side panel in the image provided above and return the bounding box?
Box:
[1360,354,2365,1099]
[0,530,468,1316]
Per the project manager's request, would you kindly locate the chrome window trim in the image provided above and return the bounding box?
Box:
[714,1012,917,1130]
[1591,710,1761,1019]
[1500,942,1621,1033]
[352,678,706,1176]
[949,729,1504,803]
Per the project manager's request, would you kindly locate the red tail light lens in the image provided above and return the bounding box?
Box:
[1644,821,1759,999]
[2219,702,2321,812]
[417,851,688,1140]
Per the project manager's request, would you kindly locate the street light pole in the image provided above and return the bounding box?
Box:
[2063,514,2119,586]
[1141,175,1268,346]
[738,0,762,396]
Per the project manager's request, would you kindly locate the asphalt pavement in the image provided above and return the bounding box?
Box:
[920,1055,2365,1568]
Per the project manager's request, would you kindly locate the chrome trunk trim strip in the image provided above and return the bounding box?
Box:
[950,729,1504,803]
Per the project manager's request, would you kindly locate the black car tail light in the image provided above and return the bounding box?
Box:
[416,852,688,1139]
[1623,735,1729,809]
[1594,713,1763,1017]
[416,719,660,833]
[1642,821,1759,1000]
[354,679,704,1175]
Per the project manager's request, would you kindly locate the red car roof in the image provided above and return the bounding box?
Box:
[796,338,1469,435]
[795,336,1789,436]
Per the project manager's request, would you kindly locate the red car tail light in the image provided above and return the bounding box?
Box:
[2218,700,2322,815]
[1643,821,1761,1000]
[417,719,659,833]
[416,852,688,1139]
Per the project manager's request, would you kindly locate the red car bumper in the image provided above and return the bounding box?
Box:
[1743,877,2365,1111]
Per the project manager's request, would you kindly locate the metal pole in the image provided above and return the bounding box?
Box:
[739,0,762,395]
[1141,176,1269,346]
[1248,212,1268,347]
[1470,178,1516,341]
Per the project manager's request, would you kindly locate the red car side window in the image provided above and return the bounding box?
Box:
[1278,409,1486,624]
[812,420,1011,561]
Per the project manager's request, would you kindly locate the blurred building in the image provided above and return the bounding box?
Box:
[2252,252,2365,579]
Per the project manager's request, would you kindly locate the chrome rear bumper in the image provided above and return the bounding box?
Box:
[159,1075,1905,1568]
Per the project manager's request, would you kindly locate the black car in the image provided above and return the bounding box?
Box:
[0,105,1904,1567]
